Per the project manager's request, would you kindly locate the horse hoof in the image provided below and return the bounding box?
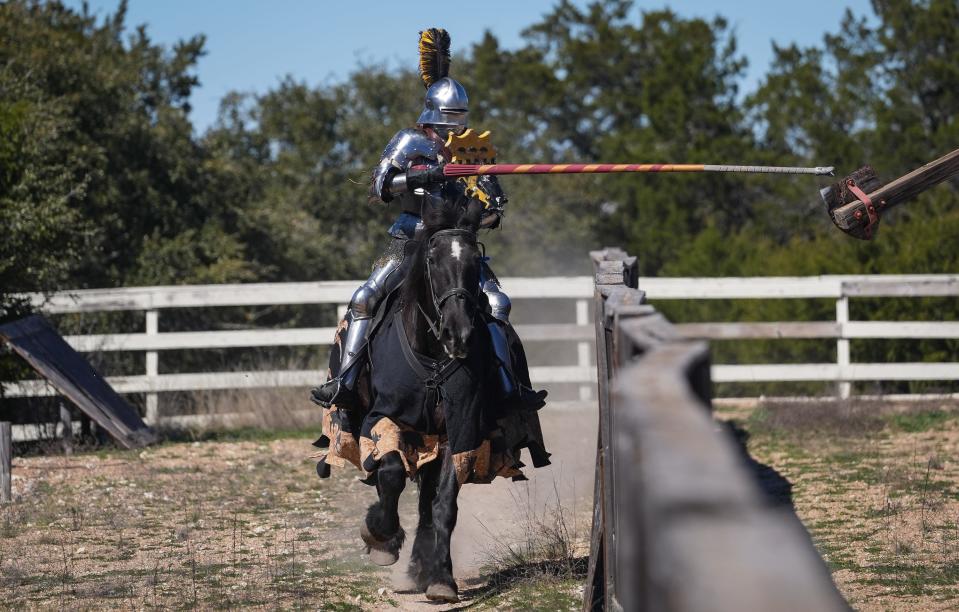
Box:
[369,548,400,566]
[425,583,459,603]
[360,523,400,566]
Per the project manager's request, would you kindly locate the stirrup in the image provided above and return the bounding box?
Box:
[518,385,548,410]
[310,378,358,409]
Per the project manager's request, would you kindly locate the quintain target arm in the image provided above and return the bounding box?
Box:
[823,146,959,240]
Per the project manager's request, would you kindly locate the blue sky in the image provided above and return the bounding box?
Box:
[69,1,874,132]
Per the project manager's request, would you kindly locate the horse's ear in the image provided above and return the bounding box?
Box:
[458,198,484,233]
[422,193,460,231]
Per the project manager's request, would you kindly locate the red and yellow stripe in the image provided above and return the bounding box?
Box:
[444,163,707,177]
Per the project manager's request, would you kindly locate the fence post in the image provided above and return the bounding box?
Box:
[60,402,73,455]
[145,309,159,424]
[576,298,592,401]
[836,296,851,399]
[1,421,11,503]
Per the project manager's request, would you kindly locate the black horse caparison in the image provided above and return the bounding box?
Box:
[360,200,487,603]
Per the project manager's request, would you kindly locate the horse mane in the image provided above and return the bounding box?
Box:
[399,197,484,311]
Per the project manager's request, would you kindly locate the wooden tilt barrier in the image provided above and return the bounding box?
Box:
[582,248,848,612]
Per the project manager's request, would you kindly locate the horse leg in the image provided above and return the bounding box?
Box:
[408,456,440,591]
[361,451,406,566]
[424,450,461,603]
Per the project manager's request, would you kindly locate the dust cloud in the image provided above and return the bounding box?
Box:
[388,401,597,586]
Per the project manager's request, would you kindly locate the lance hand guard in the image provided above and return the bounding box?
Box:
[406,163,448,190]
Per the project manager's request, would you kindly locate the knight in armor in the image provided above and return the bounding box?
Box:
[311,28,546,411]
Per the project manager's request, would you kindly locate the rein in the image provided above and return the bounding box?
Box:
[418,228,479,341]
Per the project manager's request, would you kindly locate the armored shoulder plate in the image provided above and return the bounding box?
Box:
[370,128,443,202]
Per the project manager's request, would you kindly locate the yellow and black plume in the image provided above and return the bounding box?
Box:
[418,28,451,88]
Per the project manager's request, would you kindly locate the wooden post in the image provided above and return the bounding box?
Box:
[60,402,73,455]
[576,299,592,401]
[836,297,851,399]
[80,413,91,439]
[145,310,159,424]
[1,422,11,503]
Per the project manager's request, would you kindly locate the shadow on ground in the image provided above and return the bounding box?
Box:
[721,420,795,510]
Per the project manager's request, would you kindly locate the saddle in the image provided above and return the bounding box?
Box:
[312,288,551,484]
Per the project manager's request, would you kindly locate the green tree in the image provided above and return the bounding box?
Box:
[0,73,88,323]
[0,0,257,298]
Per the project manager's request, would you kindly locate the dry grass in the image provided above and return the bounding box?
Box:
[466,481,588,611]
[158,387,324,437]
[1,427,591,611]
[719,399,959,611]
[0,435,393,610]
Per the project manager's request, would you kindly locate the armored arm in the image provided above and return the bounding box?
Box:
[369,128,444,203]
[406,163,447,190]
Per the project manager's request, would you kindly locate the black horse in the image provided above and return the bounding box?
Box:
[359,199,491,603]
[313,198,549,602]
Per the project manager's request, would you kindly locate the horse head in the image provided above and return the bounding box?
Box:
[408,197,485,360]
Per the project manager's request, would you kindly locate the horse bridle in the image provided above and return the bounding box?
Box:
[418,228,479,341]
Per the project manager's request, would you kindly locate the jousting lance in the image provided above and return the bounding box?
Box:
[441,130,834,178]
[443,162,835,177]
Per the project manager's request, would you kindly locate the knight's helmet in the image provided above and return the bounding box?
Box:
[416,29,468,132]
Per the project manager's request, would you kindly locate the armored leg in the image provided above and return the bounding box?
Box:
[480,263,547,409]
[488,320,516,395]
[482,279,511,323]
[337,310,371,390]
[312,244,408,408]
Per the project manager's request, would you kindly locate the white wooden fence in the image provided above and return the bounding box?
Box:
[648,274,959,397]
[5,274,959,420]
[7,278,596,423]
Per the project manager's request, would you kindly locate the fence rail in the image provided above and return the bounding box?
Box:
[8,278,599,422]
[583,249,847,612]
[7,273,959,411]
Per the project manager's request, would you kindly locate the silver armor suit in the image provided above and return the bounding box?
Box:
[334,125,513,395]
[311,32,541,410]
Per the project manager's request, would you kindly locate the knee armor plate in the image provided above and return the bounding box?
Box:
[483,282,511,321]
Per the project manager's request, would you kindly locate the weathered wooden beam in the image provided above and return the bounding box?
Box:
[713,362,959,382]
[0,316,156,449]
[841,278,959,297]
[640,275,959,299]
[612,334,847,611]
[62,323,594,352]
[1,366,599,397]
[678,320,959,340]
[0,422,11,504]
[677,321,841,339]
[591,248,639,289]
[7,358,959,397]
[23,276,596,313]
[830,147,959,238]
[15,275,959,316]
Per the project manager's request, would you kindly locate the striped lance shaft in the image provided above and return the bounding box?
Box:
[443,163,835,177]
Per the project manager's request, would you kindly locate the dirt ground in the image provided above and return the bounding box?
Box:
[0,403,595,611]
[718,399,959,612]
[7,395,956,611]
